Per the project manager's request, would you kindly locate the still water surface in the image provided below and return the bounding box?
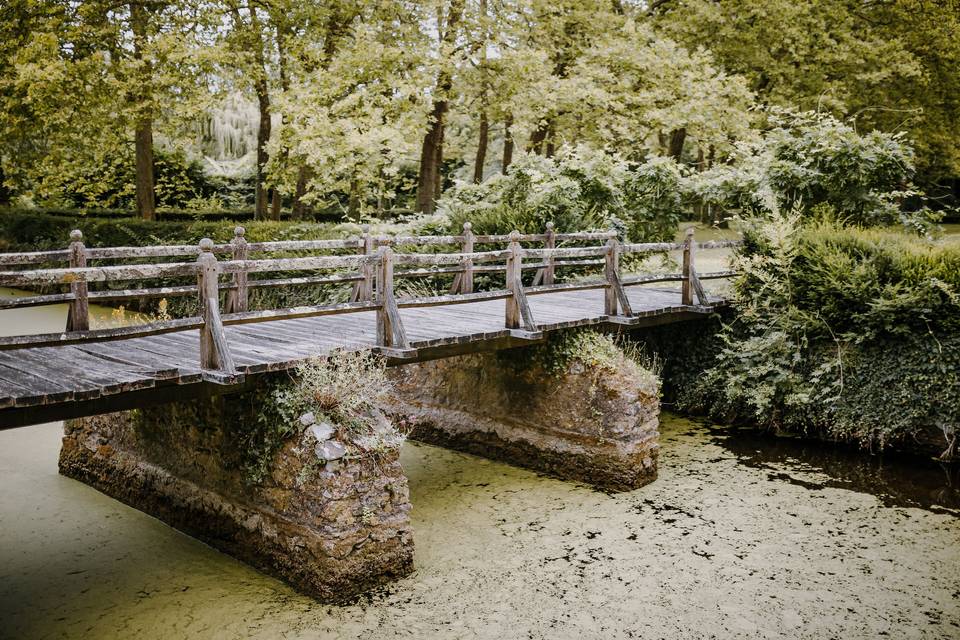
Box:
[0,289,959,639]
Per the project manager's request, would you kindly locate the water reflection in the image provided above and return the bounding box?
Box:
[709,422,960,514]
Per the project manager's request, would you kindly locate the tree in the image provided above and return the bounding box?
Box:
[222,0,276,219]
[271,0,430,217]
[415,0,465,214]
[649,0,960,181]
[0,0,211,217]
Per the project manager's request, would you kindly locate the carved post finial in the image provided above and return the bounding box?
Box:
[463,221,472,232]
[199,237,214,253]
[65,229,89,332]
[234,226,246,238]
[545,221,554,230]
[509,229,521,243]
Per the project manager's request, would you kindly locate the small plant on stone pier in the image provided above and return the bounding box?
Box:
[274,349,408,475]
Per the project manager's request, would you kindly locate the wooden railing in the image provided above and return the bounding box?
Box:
[0,224,741,379]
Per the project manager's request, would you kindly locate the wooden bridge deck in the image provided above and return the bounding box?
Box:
[0,286,720,427]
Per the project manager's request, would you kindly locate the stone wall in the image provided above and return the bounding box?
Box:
[59,384,414,602]
[388,347,660,492]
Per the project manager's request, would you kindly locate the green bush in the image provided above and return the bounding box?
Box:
[691,110,918,228]
[0,210,342,252]
[675,213,960,456]
[41,148,221,210]
[437,146,684,242]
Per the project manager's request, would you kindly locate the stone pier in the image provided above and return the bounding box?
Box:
[59,380,414,602]
[59,336,660,600]
[389,344,661,492]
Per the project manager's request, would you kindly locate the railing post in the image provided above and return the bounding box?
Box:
[682,227,695,305]
[360,224,375,301]
[604,237,619,316]
[505,231,522,329]
[461,221,474,294]
[197,238,235,373]
[376,246,408,348]
[605,237,634,318]
[65,229,90,332]
[225,225,248,313]
[544,221,556,286]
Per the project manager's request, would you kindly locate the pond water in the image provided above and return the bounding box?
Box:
[1,291,959,639]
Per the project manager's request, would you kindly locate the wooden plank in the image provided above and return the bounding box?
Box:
[392,250,510,267]
[219,254,373,275]
[45,347,159,396]
[221,300,379,327]
[521,246,607,259]
[71,343,180,379]
[621,241,685,254]
[0,361,75,406]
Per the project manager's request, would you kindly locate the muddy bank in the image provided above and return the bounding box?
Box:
[1,414,958,639]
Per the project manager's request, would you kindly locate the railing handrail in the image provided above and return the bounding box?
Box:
[0,224,743,376]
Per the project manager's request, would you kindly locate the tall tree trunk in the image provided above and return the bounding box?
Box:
[269,9,292,221]
[130,2,155,221]
[0,164,9,206]
[668,127,687,161]
[287,10,351,218]
[348,179,360,218]
[253,86,270,220]
[417,102,446,214]
[528,120,548,154]
[434,124,444,199]
[134,120,155,220]
[270,189,281,219]
[416,0,463,214]
[249,1,271,220]
[292,165,312,219]
[472,0,488,184]
[502,115,514,173]
[254,84,271,219]
[473,110,488,183]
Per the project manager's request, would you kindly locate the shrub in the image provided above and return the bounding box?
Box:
[40,147,224,210]
[505,329,661,394]
[437,146,684,242]
[690,110,918,228]
[681,213,960,457]
[239,350,405,484]
[274,350,406,456]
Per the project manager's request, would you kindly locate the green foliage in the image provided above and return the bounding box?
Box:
[438,147,683,242]
[681,214,960,453]
[231,350,402,485]
[46,148,217,211]
[690,111,917,227]
[505,328,661,393]
[652,0,960,180]
[0,210,342,252]
[620,156,686,243]
[273,350,405,457]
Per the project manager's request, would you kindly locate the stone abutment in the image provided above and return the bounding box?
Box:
[60,339,661,600]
